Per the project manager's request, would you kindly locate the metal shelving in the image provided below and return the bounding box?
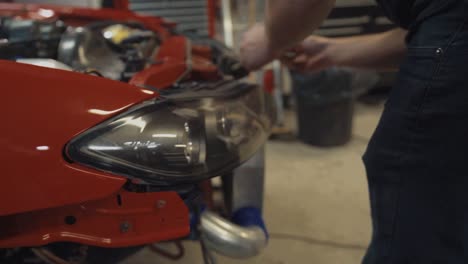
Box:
[129,0,210,36]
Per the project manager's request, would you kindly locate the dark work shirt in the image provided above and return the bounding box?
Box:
[376,0,454,29]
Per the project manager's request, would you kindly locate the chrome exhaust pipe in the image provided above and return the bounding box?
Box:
[200,210,268,259]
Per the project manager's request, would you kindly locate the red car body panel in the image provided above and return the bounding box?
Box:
[130,36,220,89]
[0,61,156,216]
[0,191,190,248]
[130,36,188,89]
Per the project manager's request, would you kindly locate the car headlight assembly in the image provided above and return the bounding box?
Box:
[66,81,274,185]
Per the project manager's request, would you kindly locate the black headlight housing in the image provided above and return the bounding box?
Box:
[66,81,274,186]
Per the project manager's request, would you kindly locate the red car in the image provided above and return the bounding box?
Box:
[0,4,273,263]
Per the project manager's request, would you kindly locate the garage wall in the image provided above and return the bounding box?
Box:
[336,0,376,6]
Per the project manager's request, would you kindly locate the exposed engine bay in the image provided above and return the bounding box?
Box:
[0,15,247,83]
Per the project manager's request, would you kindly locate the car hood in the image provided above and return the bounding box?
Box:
[0,60,156,216]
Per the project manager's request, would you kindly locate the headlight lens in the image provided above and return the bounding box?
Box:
[67,82,274,185]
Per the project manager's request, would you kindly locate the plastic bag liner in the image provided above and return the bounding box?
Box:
[291,68,352,105]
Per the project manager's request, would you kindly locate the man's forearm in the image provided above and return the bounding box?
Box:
[331,29,408,70]
[266,0,336,53]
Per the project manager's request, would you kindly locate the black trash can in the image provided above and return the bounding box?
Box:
[291,68,354,147]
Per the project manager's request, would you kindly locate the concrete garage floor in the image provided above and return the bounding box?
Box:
[122,103,384,264]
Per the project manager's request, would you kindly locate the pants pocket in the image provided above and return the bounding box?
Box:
[385,47,440,113]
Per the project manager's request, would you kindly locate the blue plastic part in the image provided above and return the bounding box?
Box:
[231,207,269,239]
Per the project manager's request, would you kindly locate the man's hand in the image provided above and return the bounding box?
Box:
[282,29,408,71]
[239,0,335,71]
[281,35,338,73]
[240,24,278,71]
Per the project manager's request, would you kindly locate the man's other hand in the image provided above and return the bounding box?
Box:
[281,35,338,73]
